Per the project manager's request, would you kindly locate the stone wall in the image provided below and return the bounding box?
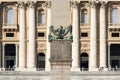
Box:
[0,71,120,80]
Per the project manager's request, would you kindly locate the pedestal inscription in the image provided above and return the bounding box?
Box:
[50,40,72,80]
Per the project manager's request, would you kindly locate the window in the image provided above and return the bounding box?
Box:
[81,9,88,24]
[38,32,44,37]
[111,8,119,24]
[38,9,44,25]
[6,33,14,37]
[6,8,14,24]
[112,33,119,37]
[81,33,88,37]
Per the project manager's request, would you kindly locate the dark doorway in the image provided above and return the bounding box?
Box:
[110,44,120,68]
[80,53,88,71]
[37,53,45,70]
[5,44,16,69]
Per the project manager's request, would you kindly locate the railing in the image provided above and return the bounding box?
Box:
[1,68,45,71]
[80,23,88,26]
[2,23,17,29]
[37,23,44,26]
[1,67,120,72]
[80,67,120,72]
[36,68,45,71]
[3,23,17,26]
[109,23,120,26]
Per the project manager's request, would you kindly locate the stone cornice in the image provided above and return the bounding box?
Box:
[109,28,120,32]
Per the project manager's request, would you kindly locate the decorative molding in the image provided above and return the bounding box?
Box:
[89,1,97,8]
[18,2,25,8]
[45,1,51,8]
[70,1,78,8]
[100,1,107,8]
[109,28,120,32]
[28,1,35,8]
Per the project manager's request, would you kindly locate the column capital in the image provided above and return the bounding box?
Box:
[89,1,98,8]
[45,1,51,8]
[70,1,79,8]
[28,1,35,8]
[100,1,107,8]
[18,2,25,8]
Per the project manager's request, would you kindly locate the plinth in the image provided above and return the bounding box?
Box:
[49,40,72,80]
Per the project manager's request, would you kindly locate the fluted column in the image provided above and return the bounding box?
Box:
[89,1,97,71]
[19,2,26,69]
[46,1,51,71]
[28,1,36,69]
[100,2,107,68]
[71,1,79,71]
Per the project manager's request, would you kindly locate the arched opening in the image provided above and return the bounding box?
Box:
[5,44,16,70]
[111,8,119,24]
[80,53,88,71]
[37,52,45,70]
[38,9,44,25]
[110,44,120,68]
[6,8,15,24]
[81,9,88,24]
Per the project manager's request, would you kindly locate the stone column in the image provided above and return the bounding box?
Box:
[19,2,26,70]
[28,1,36,69]
[46,1,51,71]
[16,44,18,68]
[108,44,110,68]
[100,2,107,68]
[89,1,97,71]
[71,1,79,71]
[2,44,5,69]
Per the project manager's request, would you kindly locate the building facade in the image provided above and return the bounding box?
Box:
[0,0,120,71]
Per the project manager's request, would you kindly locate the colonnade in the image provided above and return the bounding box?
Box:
[1,1,108,71]
[70,1,107,71]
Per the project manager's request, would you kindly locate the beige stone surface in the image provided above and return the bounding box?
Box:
[51,0,70,26]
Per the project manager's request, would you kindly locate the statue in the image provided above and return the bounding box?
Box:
[48,25,73,42]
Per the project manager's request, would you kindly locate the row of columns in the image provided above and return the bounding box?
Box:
[70,1,107,71]
[0,1,51,71]
[19,2,36,70]
[1,1,107,71]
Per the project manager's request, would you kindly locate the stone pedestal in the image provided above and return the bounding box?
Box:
[50,40,72,80]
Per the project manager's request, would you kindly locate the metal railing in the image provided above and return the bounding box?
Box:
[1,67,120,72]
[0,67,45,71]
[36,68,45,71]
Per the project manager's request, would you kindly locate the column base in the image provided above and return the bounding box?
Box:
[26,68,36,71]
[71,67,80,71]
[45,67,51,71]
[1,68,5,71]
[89,68,98,71]
[15,68,27,71]
[98,67,108,71]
